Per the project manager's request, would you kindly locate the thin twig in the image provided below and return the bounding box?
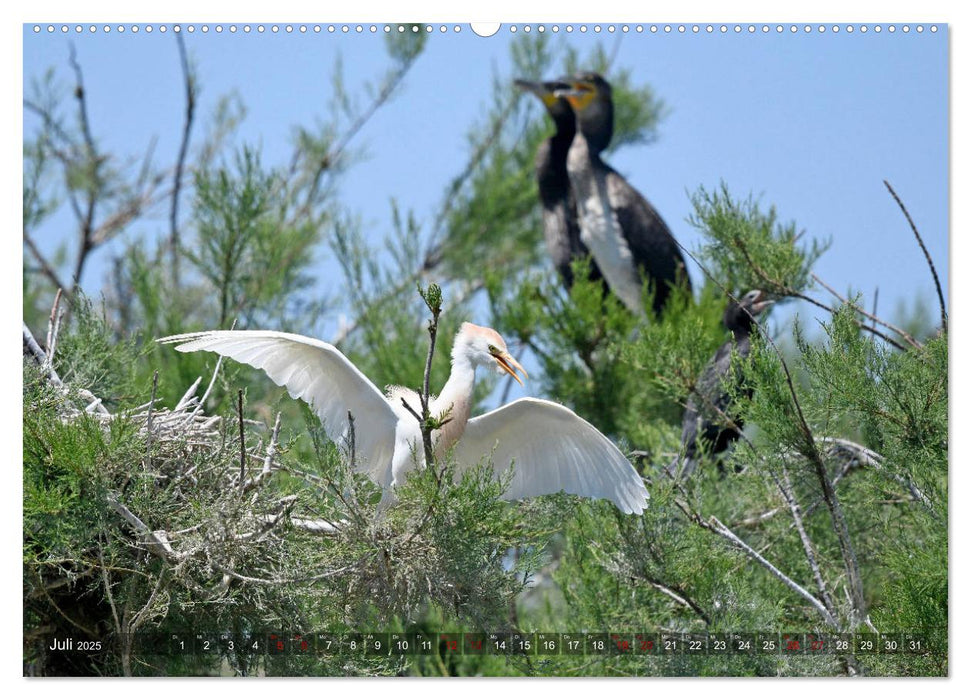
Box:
[705,514,839,628]
[145,370,159,471]
[33,570,99,638]
[262,413,282,476]
[237,390,246,494]
[871,287,879,340]
[776,464,837,618]
[170,32,196,288]
[214,563,355,585]
[178,320,236,428]
[174,376,202,411]
[399,397,422,423]
[884,180,946,334]
[45,289,64,373]
[98,540,122,638]
[107,495,184,562]
[24,323,61,383]
[635,574,711,625]
[23,232,70,295]
[346,411,356,471]
[145,370,159,433]
[68,44,100,291]
[811,273,920,349]
[817,437,936,516]
[127,568,169,635]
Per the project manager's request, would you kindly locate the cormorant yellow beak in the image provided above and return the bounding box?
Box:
[515,79,569,109]
[554,80,597,112]
[492,350,528,386]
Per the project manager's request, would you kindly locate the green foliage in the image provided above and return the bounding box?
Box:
[690,182,827,299]
[51,293,143,406]
[186,147,320,328]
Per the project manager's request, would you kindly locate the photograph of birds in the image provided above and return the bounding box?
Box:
[548,72,692,315]
[668,290,774,479]
[160,322,650,514]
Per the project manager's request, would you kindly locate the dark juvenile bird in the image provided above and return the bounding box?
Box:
[668,290,774,479]
[557,72,691,315]
[515,79,603,288]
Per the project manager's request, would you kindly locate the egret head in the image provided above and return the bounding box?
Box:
[455,323,529,386]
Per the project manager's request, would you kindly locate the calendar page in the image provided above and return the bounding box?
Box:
[22,18,948,679]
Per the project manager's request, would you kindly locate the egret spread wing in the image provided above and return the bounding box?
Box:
[158,330,398,488]
[452,398,649,514]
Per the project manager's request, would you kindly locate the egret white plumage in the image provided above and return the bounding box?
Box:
[158,322,649,514]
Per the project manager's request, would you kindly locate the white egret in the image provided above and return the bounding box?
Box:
[159,322,649,514]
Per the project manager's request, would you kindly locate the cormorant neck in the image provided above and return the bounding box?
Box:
[730,326,752,341]
[578,101,613,155]
[536,130,574,206]
[725,304,757,339]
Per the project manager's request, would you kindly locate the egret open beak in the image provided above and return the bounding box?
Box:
[492,350,529,386]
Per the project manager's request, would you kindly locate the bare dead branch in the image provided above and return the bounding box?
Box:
[68,44,100,292]
[347,410,357,472]
[127,568,169,636]
[170,33,196,287]
[817,436,936,516]
[811,273,920,350]
[175,376,203,411]
[884,179,946,334]
[777,464,837,618]
[97,541,122,639]
[180,352,225,428]
[145,370,159,434]
[262,413,282,477]
[705,515,839,628]
[45,289,64,373]
[634,574,711,625]
[107,495,184,563]
[237,390,246,493]
[23,232,70,295]
[399,397,422,424]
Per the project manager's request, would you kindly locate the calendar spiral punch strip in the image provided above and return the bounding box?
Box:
[23,21,948,678]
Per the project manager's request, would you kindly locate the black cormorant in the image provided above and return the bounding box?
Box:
[516,79,603,288]
[668,290,774,479]
[557,72,691,315]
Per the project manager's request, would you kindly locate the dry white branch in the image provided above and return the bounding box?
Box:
[107,495,185,563]
[707,515,838,628]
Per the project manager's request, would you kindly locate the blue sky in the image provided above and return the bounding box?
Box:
[23,23,948,343]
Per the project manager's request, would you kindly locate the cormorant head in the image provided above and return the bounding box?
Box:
[555,72,614,152]
[724,290,775,335]
[515,79,576,137]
